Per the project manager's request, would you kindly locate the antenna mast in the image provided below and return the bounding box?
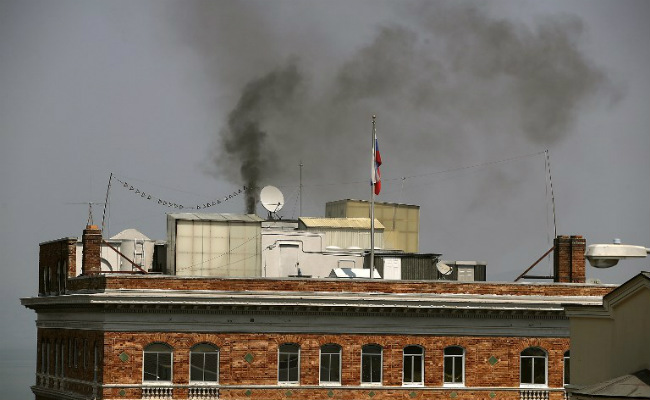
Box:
[370,115,376,279]
[101,173,113,234]
[299,160,303,217]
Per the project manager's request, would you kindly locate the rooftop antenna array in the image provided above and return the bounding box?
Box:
[260,185,285,220]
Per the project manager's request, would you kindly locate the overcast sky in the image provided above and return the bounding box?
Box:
[0,1,648,395]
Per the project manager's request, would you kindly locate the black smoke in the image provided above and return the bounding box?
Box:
[171,2,618,215]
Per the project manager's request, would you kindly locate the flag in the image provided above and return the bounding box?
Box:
[372,138,382,195]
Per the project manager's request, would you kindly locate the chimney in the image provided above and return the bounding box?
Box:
[553,235,586,283]
[82,225,102,275]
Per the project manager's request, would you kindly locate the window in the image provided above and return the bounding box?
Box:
[143,343,173,382]
[83,339,88,369]
[74,338,78,368]
[403,346,424,386]
[190,343,219,383]
[520,347,547,386]
[46,341,51,375]
[41,341,46,374]
[68,339,72,367]
[55,341,60,376]
[278,344,300,384]
[61,342,65,377]
[564,351,570,385]
[320,344,341,385]
[361,344,382,384]
[93,342,98,382]
[444,346,464,385]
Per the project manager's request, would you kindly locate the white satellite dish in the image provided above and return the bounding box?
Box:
[436,261,453,276]
[260,185,285,214]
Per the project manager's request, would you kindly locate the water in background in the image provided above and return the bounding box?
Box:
[0,348,35,400]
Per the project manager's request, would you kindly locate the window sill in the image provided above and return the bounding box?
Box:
[402,383,424,387]
[443,383,465,387]
[360,382,382,386]
[278,382,300,386]
[320,382,341,386]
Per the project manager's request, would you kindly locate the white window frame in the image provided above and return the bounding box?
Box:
[563,350,570,386]
[278,343,300,385]
[402,345,424,387]
[189,343,220,384]
[443,346,465,387]
[361,344,383,386]
[520,347,548,388]
[319,344,342,386]
[142,343,173,384]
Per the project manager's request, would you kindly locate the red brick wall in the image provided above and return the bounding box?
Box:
[38,238,76,295]
[67,275,613,298]
[554,236,586,283]
[82,225,102,275]
[103,332,569,400]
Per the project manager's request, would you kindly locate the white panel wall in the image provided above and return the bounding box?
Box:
[174,220,261,277]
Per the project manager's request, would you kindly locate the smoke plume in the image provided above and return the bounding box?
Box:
[214,61,304,213]
[173,2,617,215]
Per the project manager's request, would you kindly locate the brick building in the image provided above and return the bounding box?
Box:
[23,227,613,400]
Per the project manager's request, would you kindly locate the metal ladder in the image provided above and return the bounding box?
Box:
[133,239,145,272]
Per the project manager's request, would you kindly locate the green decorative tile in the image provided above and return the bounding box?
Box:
[450,392,458,399]
[489,392,496,398]
[118,352,129,362]
[245,389,252,397]
[244,353,254,364]
[488,355,499,365]
[119,389,126,397]
[410,391,418,398]
[328,390,335,397]
[369,391,376,398]
[285,390,293,397]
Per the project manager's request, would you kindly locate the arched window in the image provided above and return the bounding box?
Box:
[278,344,300,384]
[444,346,465,385]
[320,344,341,385]
[520,347,547,386]
[403,345,424,386]
[143,343,173,382]
[190,343,219,383]
[361,344,382,384]
[564,350,570,385]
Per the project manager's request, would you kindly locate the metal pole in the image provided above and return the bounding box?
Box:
[370,115,376,279]
[299,160,303,217]
[101,173,113,235]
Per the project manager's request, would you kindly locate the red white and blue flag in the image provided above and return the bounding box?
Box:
[372,138,382,195]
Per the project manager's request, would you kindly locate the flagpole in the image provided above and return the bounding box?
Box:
[370,115,376,279]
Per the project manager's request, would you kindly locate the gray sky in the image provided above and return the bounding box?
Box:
[0,0,648,383]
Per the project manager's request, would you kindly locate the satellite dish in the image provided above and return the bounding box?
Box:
[436,261,453,276]
[260,185,285,215]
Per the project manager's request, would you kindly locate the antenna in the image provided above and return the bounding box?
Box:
[260,185,285,219]
[66,202,106,226]
[436,261,453,277]
[299,160,303,217]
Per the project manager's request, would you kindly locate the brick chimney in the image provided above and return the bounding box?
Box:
[553,235,586,283]
[82,225,102,275]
